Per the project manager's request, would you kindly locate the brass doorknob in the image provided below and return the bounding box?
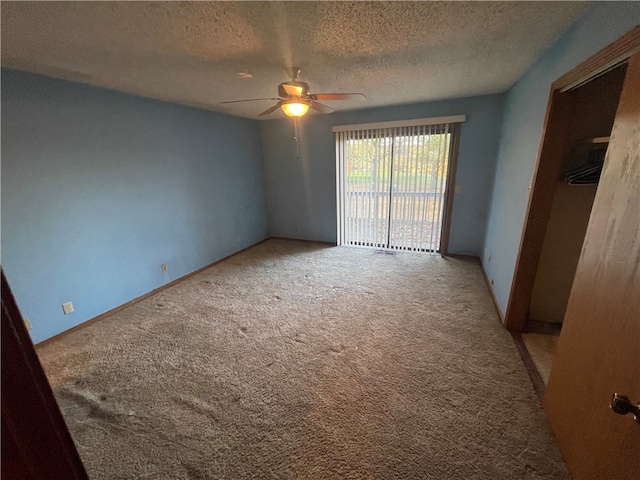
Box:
[611,393,640,424]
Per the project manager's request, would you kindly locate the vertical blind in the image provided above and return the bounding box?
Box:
[335,116,464,253]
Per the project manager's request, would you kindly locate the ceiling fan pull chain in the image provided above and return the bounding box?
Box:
[294,117,301,160]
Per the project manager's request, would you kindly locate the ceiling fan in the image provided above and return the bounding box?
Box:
[221,67,365,117]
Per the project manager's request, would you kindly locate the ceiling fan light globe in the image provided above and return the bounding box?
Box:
[281,102,310,117]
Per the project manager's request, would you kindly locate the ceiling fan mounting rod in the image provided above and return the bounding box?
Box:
[288,66,301,81]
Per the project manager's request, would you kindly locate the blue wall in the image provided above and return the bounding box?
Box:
[482,4,640,316]
[1,69,269,343]
[261,94,505,254]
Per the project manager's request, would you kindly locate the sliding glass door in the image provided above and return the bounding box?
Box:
[335,117,462,253]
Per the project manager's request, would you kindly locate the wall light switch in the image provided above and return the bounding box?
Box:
[161,264,168,273]
[62,301,74,315]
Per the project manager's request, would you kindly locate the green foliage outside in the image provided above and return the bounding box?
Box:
[344,133,451,191]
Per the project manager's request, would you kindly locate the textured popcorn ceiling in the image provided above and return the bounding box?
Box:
[1,1,589,120]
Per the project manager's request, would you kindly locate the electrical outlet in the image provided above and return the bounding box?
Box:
[24,318,33,331]
[236,235,241,243]
[161,264,168,273]
[455,186,462,193]
[62,301,74,315]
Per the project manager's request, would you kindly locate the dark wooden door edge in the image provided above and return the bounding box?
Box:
[504,25,640,332]
[1,270,90,479]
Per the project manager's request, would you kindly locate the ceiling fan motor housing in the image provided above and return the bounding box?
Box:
[279,81,310,98]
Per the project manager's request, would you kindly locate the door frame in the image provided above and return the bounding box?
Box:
[504,25,640,331]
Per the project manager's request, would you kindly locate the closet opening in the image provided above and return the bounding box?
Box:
[520,63,628,386]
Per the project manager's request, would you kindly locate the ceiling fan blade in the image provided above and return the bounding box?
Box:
[311,93,365,101]
[258,104,282,117]
[309,101,334,114]
[221,98,280,104]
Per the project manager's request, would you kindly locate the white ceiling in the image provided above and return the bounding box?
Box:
[1,1,589,120]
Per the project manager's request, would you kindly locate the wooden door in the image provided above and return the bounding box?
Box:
[1,270,89,479]
[544,53,640,479]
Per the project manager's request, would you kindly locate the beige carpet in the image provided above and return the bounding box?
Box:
[37,239,569,479]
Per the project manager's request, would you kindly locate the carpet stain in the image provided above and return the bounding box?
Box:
[37,239,569,479]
